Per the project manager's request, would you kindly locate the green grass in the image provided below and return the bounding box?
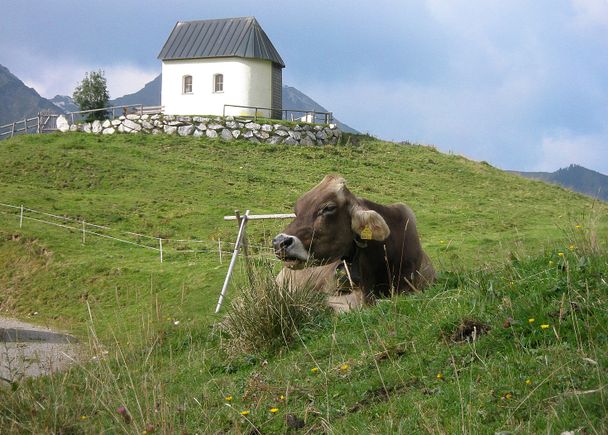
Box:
[0,132,606,433]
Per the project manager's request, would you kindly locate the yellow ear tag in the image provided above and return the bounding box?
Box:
[360,225,373,240]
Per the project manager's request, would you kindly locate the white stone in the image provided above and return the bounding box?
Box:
[111,119,121,127]
[301,136,315,146]
[193,129,205,137]
[164,125,177,135]
[126,114,140,120]
[254,130,270,140]
[261,124,273,132]
[315,131,327,140]
[91,120,103,134]
[208,123,224,130]
[232,129,241,139]
[275,130,289,137]
[123,119,141,131]
[102,120,111,128]
[220,129,234,141]
[82,123,92,133]
[102,127,115,135]
[245,122,261,130]
[178,125,194,136]
[56,115,70,133]
[206,129,218,138]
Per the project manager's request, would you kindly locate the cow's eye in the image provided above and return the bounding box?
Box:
[320,204,337,215]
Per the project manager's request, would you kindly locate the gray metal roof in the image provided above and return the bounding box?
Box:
[158,17,285,68]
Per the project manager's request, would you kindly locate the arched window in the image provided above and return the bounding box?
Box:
[213,74,223,93]
[183,75,193,94]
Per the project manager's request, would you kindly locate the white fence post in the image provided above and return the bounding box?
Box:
[19,205,24,228]
[82,220,86,244]
[159,238,163,263]
[215,210,250,313]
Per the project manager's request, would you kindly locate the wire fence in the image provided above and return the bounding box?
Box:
[0,202,279,263]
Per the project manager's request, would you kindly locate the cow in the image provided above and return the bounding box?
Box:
[272,175,435,304]
[276,260,365,313]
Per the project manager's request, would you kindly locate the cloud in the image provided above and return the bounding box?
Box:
[26,61,157,100]
[571,0,608,29]
[0,45,157,99]
[537,130,608,174]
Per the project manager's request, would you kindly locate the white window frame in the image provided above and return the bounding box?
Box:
[183,75,193,94]
[213,73,224,93]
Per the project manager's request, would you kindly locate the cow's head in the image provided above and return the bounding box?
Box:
[272,175,390,268]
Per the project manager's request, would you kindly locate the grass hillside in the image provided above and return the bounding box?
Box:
[0,132,606,433]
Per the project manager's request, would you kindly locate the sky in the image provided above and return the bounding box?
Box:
[1,0,607,174]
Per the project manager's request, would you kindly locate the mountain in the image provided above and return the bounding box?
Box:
[0,64,62,125]
[110,75,162,107]
[512,164,608,201]
[50,95,79,113]
[282,85,358,133]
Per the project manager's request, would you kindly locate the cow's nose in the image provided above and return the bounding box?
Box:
[272,234,294,252]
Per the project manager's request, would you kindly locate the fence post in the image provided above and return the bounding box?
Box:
[19,205,24,228]
[215,209,250,313]
[11,122,15,138]
[37,113,41,134]
[82,220,86,244]
[159,238,163,263]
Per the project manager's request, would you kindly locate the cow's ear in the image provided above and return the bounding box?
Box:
[350,207,390,241]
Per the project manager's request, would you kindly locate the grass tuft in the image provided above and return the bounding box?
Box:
[219,261,331,357]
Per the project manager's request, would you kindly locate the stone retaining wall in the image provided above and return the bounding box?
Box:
[57,114,341,145]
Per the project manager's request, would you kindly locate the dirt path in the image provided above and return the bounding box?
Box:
[0,317,81,383]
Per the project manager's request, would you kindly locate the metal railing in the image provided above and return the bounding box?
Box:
[65,104,145,124]
[223,104,333,124]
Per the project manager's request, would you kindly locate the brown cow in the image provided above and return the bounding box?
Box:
[276,260,365,313]
[272,175,435,302]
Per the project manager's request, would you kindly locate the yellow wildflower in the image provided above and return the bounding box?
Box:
[558,252,564,257]
[310,367,319,373]
[528,318,535,324]
[541,324,550,330]
[575,224,582,229]
[270,407,279,413]
[436,373,444,380]
[525,379,532,385]
[279,394,285,401]
[568,245,575,251]
[80,415,88,420]
[240,410,250,416]
[505,392,513,399]
[340,363,350,371]
[225,395,233,401]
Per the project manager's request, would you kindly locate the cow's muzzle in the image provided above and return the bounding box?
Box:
[272,233,309,265]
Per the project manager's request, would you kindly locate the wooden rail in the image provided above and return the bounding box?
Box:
[1,104,163,140]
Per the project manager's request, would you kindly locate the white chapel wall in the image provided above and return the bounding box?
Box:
[161,57,273,117]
